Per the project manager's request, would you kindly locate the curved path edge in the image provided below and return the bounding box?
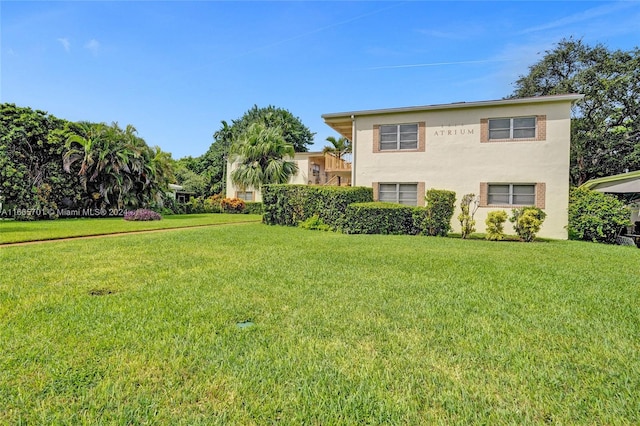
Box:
[0,219,261,247]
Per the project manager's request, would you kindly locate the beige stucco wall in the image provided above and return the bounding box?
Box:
[352,101,572,239]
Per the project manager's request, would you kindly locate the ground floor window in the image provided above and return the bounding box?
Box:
[236,191,254,202]
[378,183,418,206]
[488,184,535,205]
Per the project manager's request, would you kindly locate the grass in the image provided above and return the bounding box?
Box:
[0,213,261,244]
[1,223,639,424]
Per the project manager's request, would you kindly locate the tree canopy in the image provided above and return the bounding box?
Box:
[510,38,640,186]
[323,136,352,160]
[178,105,314,197]
[0,103,174,218]
[229,122,298,190]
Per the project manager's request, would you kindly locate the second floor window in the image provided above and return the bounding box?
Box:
[488,117,536,140]
[379,123,418,150]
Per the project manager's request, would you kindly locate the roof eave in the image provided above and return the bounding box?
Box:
[321,94,584,121]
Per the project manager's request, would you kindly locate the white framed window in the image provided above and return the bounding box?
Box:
[488,184,535,205]
[379,123,418,150]
[488,117,536,140]
[236,191,254,202]
[379,183,418,206]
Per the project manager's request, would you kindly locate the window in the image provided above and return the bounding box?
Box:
[379,124,418,150]
[379,183,418,206]
[488,117,536,140]
[236,191,254,202]
[488,184,535,205]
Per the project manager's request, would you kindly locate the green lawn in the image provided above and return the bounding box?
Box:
[1,223,639,424]
[0,213,261,244]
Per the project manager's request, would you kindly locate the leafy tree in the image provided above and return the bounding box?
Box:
[323,136,351,160]
[173,159,209,196]
[63,121,173,209]
[0,103,80,214]
[229,122,298,190]
[232,105,315,153]
[510,38,640,185]
[194,106,314,196]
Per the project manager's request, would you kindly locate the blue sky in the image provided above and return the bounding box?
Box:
[2,1,639,159]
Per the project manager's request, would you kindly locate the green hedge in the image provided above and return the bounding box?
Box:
[262,185,373,228]
[342,202,421,235]
[244,202,264,215]
[568,187,630,243]
[417,189,456,236]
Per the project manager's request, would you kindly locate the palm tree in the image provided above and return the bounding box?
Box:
[323,136,352,160]
[230,122,298,190]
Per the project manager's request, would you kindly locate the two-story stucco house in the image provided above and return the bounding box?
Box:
[321,94,583,239]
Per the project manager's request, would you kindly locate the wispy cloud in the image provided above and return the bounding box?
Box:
[57,37,70,52]
[362,58,510,71]
[84,39,100,56]
[519,1,636,35]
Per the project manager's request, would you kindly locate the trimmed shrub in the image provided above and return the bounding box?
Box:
[342,202,419,235]
[510,206,546,242]
[299,215,331,231]
[421,189,456,236]
[123,209,162,221]
[204,194,224,213]
[568,187,630,243]
[244,202,264,215]
[221,197,245,213]
[458,193,478,239]
[262,184,373,229]
[485,210,508,241]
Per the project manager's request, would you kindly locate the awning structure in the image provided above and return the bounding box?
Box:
[581,170,640,194]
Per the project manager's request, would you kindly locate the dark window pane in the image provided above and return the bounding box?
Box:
[399,140,418,149]
[513,117,535,128]
[513,194,535,205]
[489,129,510,139]
[513,185,535,195]
[399,124,418,133]
[513,128,535,138]
[489,118,510,130]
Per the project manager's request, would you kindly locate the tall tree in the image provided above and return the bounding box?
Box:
[191,106,314,196]
[0,103,79,214]
[322,136,352,160]
[232,105,315,153]
[229,122,298,190]
[510,38,640,186]
[63,121,173,209]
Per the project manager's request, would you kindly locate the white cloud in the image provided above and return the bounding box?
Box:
[519,2,637,35]
[57,37,70,52]
[84,39,100,55]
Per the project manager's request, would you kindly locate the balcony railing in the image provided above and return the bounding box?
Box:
[324,153,351,172]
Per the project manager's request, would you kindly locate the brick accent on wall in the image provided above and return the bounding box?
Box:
[480,115,546,143]
[535,182,546,209]
[479,182,489,207]
[373,126,380,154]
[373,122,426,153]
[417,182,426,206]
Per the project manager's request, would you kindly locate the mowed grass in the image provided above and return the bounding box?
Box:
[1,223,639,424]
[0,213,261,244]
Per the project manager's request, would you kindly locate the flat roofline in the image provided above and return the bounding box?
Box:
[321,94,584,120]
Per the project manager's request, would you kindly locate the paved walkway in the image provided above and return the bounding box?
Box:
[0,220,260,247]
